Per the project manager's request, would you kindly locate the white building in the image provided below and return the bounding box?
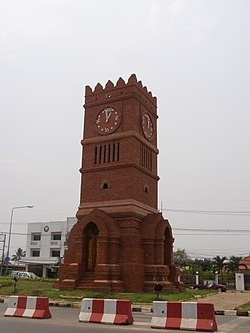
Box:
[21,217,76,277]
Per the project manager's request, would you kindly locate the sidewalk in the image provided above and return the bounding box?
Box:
[195,290,250,311]
[131,290,250,315]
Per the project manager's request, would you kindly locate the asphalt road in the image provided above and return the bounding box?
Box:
[0,303,250,333]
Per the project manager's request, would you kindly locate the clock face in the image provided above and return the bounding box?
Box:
[142,112,154,140]
[95,107,121,135]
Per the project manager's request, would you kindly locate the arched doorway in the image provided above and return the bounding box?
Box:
[164,227,173,266]
[84,223,99,272]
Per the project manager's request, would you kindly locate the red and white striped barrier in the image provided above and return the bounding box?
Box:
[151,301,217,331]
[4,296,52,319]
[79,298,134,325]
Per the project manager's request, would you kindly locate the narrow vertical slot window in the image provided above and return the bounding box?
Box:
[117,142,120,161]
[94,146,97,164]
[113,143,116,162]
[103,145,106,163]
[108,144,111,162]
[99,146,102,164]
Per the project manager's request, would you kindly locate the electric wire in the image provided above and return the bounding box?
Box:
[162,208,250,215]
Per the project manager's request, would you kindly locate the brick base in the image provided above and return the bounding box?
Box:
[58,209,181,292]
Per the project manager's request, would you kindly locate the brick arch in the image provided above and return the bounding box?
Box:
[141,213,174,266]
[65,208,117,240]
[155,217,174,240]
[85,208,121,238]
[141,213,173,239]
[59,209,121,288]
[79,209,121,269]
[66,208,121,262]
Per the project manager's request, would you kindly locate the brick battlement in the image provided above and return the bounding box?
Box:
[85,74,157,107]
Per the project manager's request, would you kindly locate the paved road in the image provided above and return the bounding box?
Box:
[0,303,250,333]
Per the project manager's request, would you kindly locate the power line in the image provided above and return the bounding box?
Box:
[173,227,250,233]
[162,208,250,216]
[174,233,250,236]
[2,227,250,236]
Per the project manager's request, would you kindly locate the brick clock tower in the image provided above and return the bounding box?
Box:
[58,74,181,292]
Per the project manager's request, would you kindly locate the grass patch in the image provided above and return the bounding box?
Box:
[236,302,250,312]
[0,278,214,303]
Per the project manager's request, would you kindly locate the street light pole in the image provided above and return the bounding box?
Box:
[0,233,6,274]
[6,205,34,261]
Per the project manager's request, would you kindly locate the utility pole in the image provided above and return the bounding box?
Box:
[0,233,7,274]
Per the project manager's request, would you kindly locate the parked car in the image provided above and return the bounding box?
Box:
[10,271,38,279]
[207,282,227,292]
[190,280,227,292]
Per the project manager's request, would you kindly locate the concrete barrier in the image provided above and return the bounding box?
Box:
[79,298,134,325]
[4,296,51,319]
[151,301,217,331]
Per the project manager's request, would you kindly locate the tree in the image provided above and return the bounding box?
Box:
[227,256,247,272]
[199,258,213,272]
[12,248,26,263]
[173,248,191,265]
[212,256,227,275]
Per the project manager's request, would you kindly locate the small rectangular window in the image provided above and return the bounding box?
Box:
[51,233,61,241]
[31,249,40,257]
[31,233,41,241]
[51,250,61,257]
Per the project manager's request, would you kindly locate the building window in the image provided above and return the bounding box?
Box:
[140,144,153,171]
[31,233,41,241]
[51,249,61,257]
[101,181,111,190]
[94,141,120,165]
[94,146,98,164]
[51,233,61,241]
[31,249,40,257]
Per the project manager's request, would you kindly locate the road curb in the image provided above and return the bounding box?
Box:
[49,302,72,307]
[48,302,250,317]
[215,310,250,317]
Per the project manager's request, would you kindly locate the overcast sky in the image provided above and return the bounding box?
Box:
[0,0,249,259]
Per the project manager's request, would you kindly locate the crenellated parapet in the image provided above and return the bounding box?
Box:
[85,74,157,108]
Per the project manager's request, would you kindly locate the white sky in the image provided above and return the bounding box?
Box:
[0,0,249,259]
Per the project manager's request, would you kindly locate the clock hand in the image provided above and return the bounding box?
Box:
[105,109,112,123]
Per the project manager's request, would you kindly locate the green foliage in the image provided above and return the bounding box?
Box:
[213,256,228,274]
[173,249,191,265]
[226,256,245,272]
[237,301,250,312]
[0,278,213,303]
[200,259,213,272]
[0,275,15,288]
[0,280,13,288]
[11,247,26,262]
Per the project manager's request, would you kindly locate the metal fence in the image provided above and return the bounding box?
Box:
[180,271,250,290]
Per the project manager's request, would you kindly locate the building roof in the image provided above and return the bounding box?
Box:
[239,256,250,270]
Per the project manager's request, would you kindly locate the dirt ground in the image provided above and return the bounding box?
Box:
[195,290,250,310]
